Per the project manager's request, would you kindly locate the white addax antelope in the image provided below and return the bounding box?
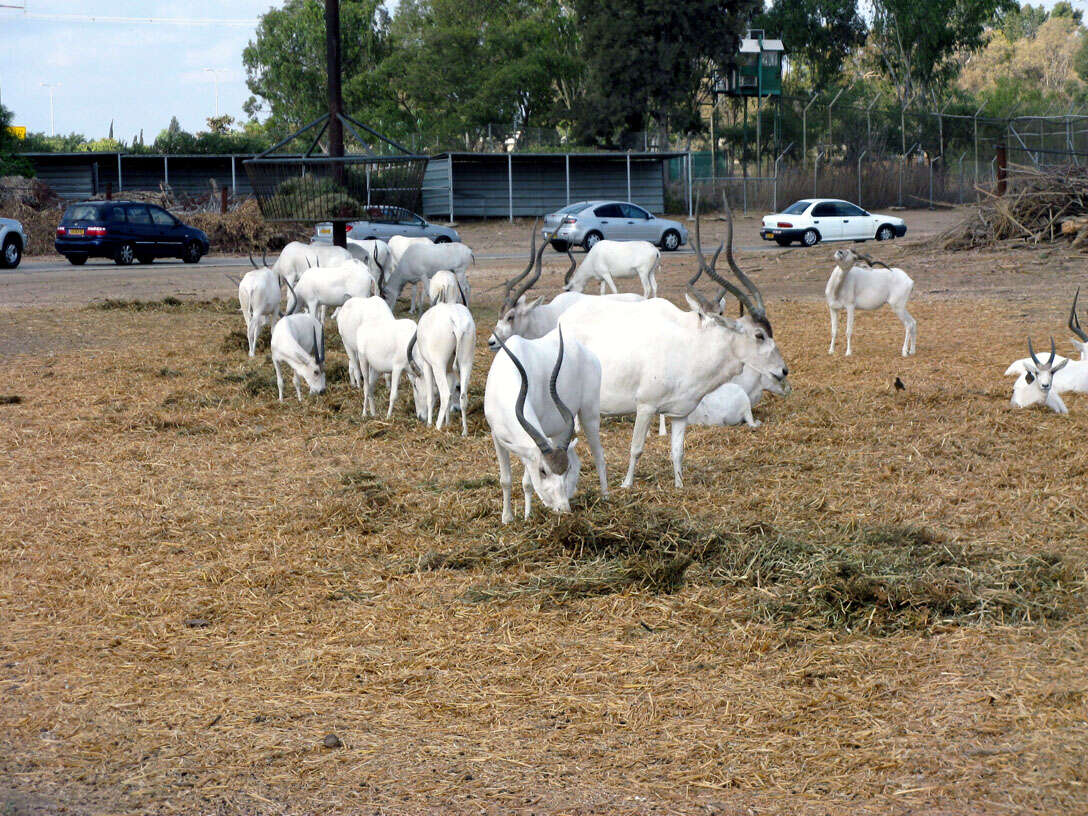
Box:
[564,239,660,298]
[409,302,476,434]
[270,293,327,403]
[227,254,281,357]
[485,327,608,523]
[286,258,378,322]
[335,295,395,389]
[384,241,475,314]
[558,198,788,488]
[272,241,364,286]
[348,237,391,287]
[428,270,469,307]
[658,363,791,434]
[826,248,916,357]
[1006,290,1088,413]
[386,235,431,312]
[355,306,423,419]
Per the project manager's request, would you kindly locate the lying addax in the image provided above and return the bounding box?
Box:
[559,199,788,488]
[270,310,326,402]
[486,327,608,523]
[412,302,475,435]
[1006,291,1088,413]
[236,254,281,357]
[658,363,791,434]
[826,248,916,357]
[564,239,660,298]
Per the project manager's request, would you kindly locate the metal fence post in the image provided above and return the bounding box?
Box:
[117,153,123,192]
[957,151,967,204]
[899,142,919,207]
[626,151,631,202]
[565,153,570,205]
[230,156,236,196]
[448,155,454,223]
[803,93,818,168]
[929,154,941,209]
[772,142,793,213]
[856,149,867,208]
[813,148,822,196]
[163,155,169,187]
[687,152,693,219]
[508,152,513,222]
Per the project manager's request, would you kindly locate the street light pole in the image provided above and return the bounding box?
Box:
[204,69,226,117]
[40,82,60,137]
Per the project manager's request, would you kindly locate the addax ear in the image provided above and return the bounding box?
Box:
[524,295,544,312]
[683,292,706,315]
[1053,357,1069,373]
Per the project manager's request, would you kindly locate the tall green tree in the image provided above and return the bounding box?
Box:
[571,0,758,146]
[242,0,393,139]
[756,0,866,89]
[0,104,33,176]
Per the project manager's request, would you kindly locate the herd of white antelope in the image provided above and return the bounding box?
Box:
[229,198,1085,521]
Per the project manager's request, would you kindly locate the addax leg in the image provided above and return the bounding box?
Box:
[895,303,917,357]
[492,435,514,524]
[386,365,402,418]
[669,417,689,488]
[844,305,856,356]
[273,358,285,402]
[828,305,839,355]
[581,412,610,499]
[658,414,667,436]
[621,406,655,489]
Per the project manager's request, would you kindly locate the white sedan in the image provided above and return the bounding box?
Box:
[760,199,907,247]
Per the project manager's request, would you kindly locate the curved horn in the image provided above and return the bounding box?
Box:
[492,333,553,454]
[1028,337,1041,368]
[262,250,268,268]
[1070,287,1088,343]
[564,249,577,285]
[248,252,258,269]
[549,326,576,450]
[455,274,468,307]
[1049,335,1057,367]
[280,275,299,315]
[501,223,539,311]
[406,329,420,375]
[721,193,766,316]
[312,325,324,366]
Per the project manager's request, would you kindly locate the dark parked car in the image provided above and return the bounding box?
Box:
[55,201,210,265]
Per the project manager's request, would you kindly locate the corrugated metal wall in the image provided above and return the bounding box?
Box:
[23,154,253,200]
[421,153,674,219]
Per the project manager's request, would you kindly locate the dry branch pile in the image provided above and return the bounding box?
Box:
[938,164,1088,250]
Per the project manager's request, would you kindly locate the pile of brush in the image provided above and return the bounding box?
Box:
[937,163,1088,251]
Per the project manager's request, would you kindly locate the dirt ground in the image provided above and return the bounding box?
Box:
[1,214,1087,815]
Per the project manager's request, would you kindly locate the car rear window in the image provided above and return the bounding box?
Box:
[63,204,105,221]
[782,200,812,215]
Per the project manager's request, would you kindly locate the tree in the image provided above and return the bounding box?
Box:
[756,0,866,89]
[242,0,393,139]
[206,115,236,135]
[0,104,33,177]
[994,3,1048,40]
[869,0,1015,150]
[571,0,758,145]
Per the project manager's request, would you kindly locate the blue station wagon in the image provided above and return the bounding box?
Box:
[55,201,210,265]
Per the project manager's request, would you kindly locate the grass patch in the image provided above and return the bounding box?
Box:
[339,469,391,506]
[92,296,239,313]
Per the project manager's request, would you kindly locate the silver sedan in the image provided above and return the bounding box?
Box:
[315,206,460,244]
[542,201,688,251]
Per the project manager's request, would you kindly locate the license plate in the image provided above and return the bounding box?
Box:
[317,225,332,236]
[762,231,774,238]
[69,228,84,236]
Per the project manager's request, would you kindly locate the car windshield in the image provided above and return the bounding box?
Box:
[557,202,587,215]
[782,200,812,215]
[64,204,104,221]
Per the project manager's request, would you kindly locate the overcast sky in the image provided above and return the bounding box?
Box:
[1,0,1080,143]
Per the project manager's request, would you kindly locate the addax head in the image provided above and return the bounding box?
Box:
[302,322,327,395]
[495,328,580,513]
[489,294,544,350]
[1023,336,1067,395]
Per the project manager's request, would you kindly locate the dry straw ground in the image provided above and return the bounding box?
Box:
[1,235,1087,815]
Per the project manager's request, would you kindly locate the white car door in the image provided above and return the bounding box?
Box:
[838,202,876,239]
[810,202,842,240]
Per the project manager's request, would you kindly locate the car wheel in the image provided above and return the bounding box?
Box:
[0,236,20,269]
[583,231,603,251]
[115,242,136,265]
[137,253,155,265]
[876,225,895,241]
[67,254,88,266]
[802,229,820,247]
[550,240,570,252]
[660,230,681,251]
[434,236,451,244]
[775,238,792,247]
[182,242,202,264]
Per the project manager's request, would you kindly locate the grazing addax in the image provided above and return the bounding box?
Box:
[235,254,281,357]
[286,259,378,322]
[355,309,422,419]
[564,239,660,298]
[272,241,363,286]
[485,327,608,523]
[412,302,476,434]
[270,312,326,402]
[558,199,788,488]
[384,241,474,314]
[428,270,469,307]
[335,295,395,389]
[826,248,916,357]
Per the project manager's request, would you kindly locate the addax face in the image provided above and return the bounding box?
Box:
[527,440,581,513]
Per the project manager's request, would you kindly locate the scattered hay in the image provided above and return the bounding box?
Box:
[92,296,238,313]
[220,326,269,354]
[938,164,1088,250]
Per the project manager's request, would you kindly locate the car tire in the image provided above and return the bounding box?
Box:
[550,240,570,252]
[0,236,21,269]
[67,254,88,266]
[876,225,895,241]
[137,253,155,265]
[115,242,136,265]
[775,238,792,247]
[660,230,681,251]
[583,231,603,251]
[182,242,203,264]
[802,229,820,247]
[433,236,451,244]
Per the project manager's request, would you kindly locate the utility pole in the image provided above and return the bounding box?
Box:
[40,82,60,136]
[204,68,227,117]
[325,0,347,248]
